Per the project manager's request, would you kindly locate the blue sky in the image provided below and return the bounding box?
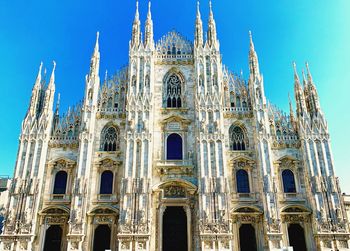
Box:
[0,1,349,191]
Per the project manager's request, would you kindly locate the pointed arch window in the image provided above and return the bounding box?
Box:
[53,171,67,194]
[282,169,296,193]
[230,126,247,151]
[236,169,250,193]
[100,171,113,194]
[166,74,182,108]
[101,126,118,151]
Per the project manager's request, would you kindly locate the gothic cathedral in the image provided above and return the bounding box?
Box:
[1,1,349,251]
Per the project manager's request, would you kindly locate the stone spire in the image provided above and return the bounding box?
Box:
[248,31,260,78]
[293,62,307,117]
[131,1,141,48]
[88,32,100,81]
[29,62,43,116]
[48,60,56,90]
[43,61,56,112]
[144,0,154,48]
[207,0,218,48]
[195,1,203,48]
[304,62,320,116]
[288,93,295,125]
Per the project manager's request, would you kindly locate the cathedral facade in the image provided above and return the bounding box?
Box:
[1,1,349,251]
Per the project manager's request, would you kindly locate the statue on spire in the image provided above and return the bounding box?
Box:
[145,0,154,48]
[195,1,203,48]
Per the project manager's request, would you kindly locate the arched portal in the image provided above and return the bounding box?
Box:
[43,225,63,251]
[239,224,257,251]
[288,223,307,251]
[93,225,111,251]
[166,133,183,160]
[163,206,187,251]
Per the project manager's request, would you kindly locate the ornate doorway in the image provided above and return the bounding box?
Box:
[288,223,307,251]
[162,206,188,251]
[43,225,63,251]
[239,224,257,251]
[93,224,111,251]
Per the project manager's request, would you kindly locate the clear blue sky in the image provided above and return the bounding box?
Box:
[0,1,349,191]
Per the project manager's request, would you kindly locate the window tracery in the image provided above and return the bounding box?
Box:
[166,74,182,108]
[101,126,119,151]
[229,126,248,151]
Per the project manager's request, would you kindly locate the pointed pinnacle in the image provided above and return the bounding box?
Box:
[36,61,43,84]
[293,62,300,82]
[49,60,56,85]
[104,70,108,83]
[56,93,61,115]
[147,0,152,18]
[94,31,100,53]
[135,1,140,21]
[197,1,201,16]
[301,69,307,86]
[209,0,214,19]
[305,62,313,83]
[249,31,255,51]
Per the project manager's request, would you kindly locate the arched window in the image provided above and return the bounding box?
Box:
[166,74,182,108]
[166,133,183,160]
[102,126,118,151]
[53,171,67,194]
[282,169,296,193]
[229,126,247,151]
[236,169,250,193]
[100,171,113,194]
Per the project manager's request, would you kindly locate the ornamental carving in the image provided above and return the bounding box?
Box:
[94,215,114,224]
[164,186,186,198]
[281,214,308,223]
[199,221,230,234]
[45,216,67,224]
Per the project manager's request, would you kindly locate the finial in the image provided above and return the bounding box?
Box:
[249,30,255,51]
[104,70,108,83]
[301,69,307,86]
[197,1,201,16]
[49,60,56,85]
[94,31,100,52]
[56,93,60,115]
[135,1,140,20]
[305,61,313,82]
[36,61,43,83]
[292,62,299,81]
[209,0,213,17]
[147,0,152,18]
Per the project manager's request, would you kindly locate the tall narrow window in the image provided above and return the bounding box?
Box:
[100,171,113,194]
[236,169,250,193]
[166,74,182,108]
[102,126,118,151]
[229,126,247,151]
[166,133,183,160]
[282,169,296,193]
[53,171,67,194]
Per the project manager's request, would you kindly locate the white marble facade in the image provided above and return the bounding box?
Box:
[1,1,349,251]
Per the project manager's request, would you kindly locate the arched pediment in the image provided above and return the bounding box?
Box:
[231,155,255,165]
[88,205,119,215]
[40,206,70,215]
[231,205,263,214]
[48,157,76,169]
[160,115,191,131]
[154,179,197,195]
[281,205,311,214]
